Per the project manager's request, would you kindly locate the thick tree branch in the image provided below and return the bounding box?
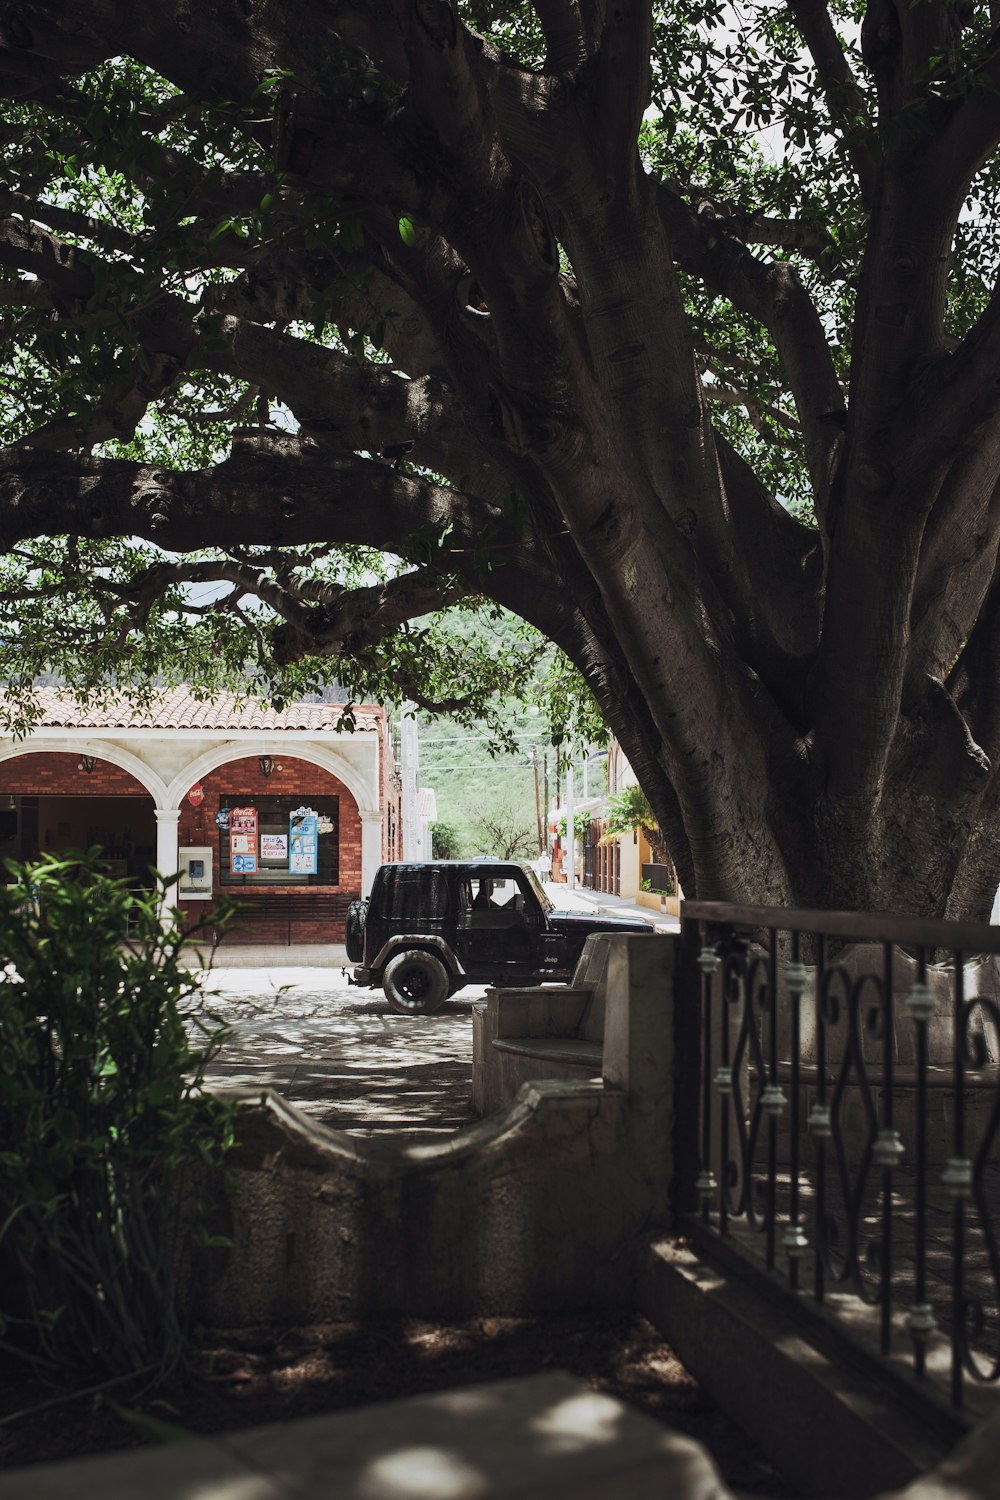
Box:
[907,450,1000,695]
[926,39,1000,200]
[93,553,464,668]
[271,570,464,665]
[946,494,1000,762]
[785,0,878,205]
[655,180,844,524]
[898,271,1000,487]
[0,186,134,255]
[0,438,528,587]
[674,179,838,263]
[534,0,591,69]
[0,215,92,302]
[588,0,653,161]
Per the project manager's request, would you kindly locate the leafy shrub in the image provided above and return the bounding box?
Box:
[430,820,463,859]
[556,811,591,840]
[0,853,235,1397]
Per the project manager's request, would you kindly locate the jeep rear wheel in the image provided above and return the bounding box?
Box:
[382,950,450,1015]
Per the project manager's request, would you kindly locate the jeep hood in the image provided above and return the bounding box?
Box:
[547,909,651,936]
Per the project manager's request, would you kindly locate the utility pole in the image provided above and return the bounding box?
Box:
[543,753,549,839]
[566,728,576,891]
[532,746,543,855]
[399,704,425,860]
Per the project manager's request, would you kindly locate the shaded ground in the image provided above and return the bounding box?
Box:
[197,968,482,1142]
[0,1310,793,1493]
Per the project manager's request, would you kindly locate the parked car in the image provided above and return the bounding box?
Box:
[346,860,651,1015]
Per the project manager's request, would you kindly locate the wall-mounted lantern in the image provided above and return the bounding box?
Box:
[258,755,275,777]
[79,755,97,774]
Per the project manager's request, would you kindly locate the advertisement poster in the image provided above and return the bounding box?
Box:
[260,833,288,861]
[229,807,258,874]
[289,806,318,875]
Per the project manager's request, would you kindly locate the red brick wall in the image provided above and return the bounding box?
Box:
[0,749,367,942]
[0,751,148,797]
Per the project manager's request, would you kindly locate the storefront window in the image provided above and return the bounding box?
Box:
[218,795,339,885]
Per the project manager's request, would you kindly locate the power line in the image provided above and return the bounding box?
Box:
[417,732,549,744]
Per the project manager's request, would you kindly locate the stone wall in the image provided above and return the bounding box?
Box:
[196,934,678,1323]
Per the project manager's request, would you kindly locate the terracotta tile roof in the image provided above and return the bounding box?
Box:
[9,687,385,733]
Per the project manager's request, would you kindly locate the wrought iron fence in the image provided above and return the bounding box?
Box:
[683,900,1000,1413]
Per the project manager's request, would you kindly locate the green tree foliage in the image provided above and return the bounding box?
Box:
[429,820,462,859]
[418,700,551,857]
[599,784,671,869]
[0,2,999,915]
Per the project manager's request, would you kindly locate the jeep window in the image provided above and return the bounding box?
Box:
[377,868,450,921]
[466,873,517,909]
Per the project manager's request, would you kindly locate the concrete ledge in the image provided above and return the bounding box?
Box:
[473,934,673,1118]
[493,1037,603,1068]
[638,1238,961,1498]
[196,936,676,1325]
[197,1076,653,1323]
[0,1372,734,1500]
[882,1404,1000,1500]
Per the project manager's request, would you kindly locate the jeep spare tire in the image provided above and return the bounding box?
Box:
[382,949,449,1015]
[344,898,368,963]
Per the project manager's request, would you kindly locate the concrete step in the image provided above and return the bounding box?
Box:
[0,1372,733,1499]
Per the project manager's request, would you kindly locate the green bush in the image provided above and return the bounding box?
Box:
[430,820,463,859]
[556,811,591,840]
[0,853,235,1398]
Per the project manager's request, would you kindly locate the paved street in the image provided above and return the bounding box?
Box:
[191,888,668,1145]
[195,964,487,1144]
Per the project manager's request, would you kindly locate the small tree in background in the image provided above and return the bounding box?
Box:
[475,802,538,861]
[430,821,463,859]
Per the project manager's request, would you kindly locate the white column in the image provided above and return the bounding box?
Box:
[360,810,384,896]
[155,808,180,915]
[399,706,424,860]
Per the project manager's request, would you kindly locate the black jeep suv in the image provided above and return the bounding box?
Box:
[346,860,651,1014]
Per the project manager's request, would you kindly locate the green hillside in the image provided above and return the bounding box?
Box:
[417,710,551,859]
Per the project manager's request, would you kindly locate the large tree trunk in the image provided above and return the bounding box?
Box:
[0,2,997,921]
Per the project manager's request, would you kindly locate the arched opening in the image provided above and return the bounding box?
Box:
[0,751,157,889]
[176,754,364,944]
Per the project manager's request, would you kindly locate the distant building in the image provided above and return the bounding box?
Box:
[583,740,657,902]
[0,688,402,945]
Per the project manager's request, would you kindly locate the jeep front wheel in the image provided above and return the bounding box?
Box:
[382,950,450,1015]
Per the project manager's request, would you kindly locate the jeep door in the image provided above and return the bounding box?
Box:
[455,866,543,978]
